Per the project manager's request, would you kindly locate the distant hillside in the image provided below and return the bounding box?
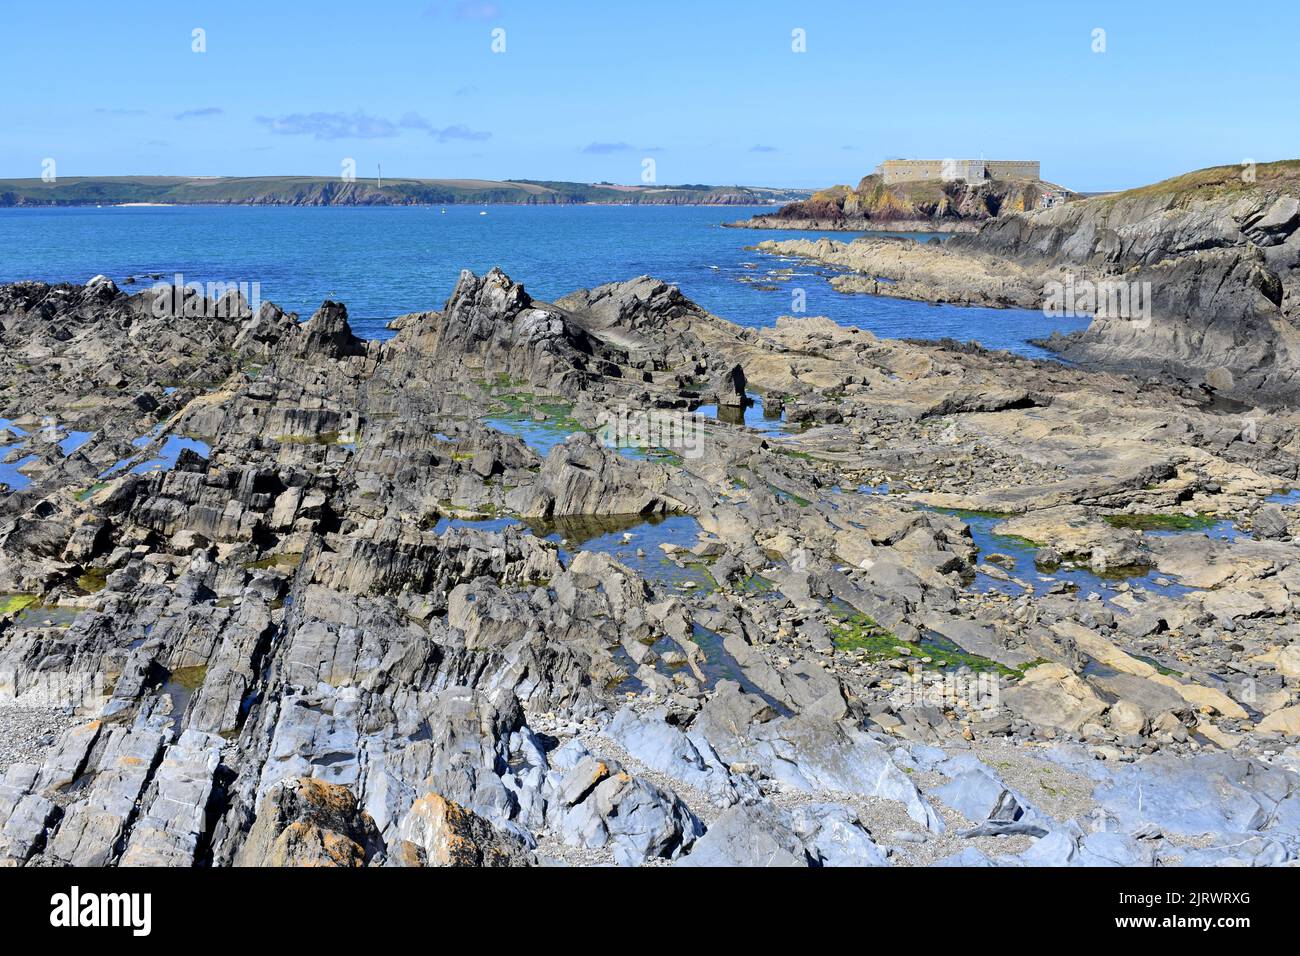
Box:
[728,173,1077,232]
[0,176,811,207]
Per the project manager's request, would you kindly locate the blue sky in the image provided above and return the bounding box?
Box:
[1,0,1295,191]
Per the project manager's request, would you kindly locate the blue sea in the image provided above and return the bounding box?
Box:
[0,204,1089,355]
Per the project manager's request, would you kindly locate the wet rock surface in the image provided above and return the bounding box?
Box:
[2,268,1300,867]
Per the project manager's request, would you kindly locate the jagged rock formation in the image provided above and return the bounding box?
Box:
[3,268,1300,868]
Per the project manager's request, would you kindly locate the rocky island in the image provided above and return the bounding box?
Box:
[2,230,1300,866]
[728,160,1077,233]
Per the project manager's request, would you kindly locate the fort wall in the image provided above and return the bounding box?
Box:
[875,159,1041,184]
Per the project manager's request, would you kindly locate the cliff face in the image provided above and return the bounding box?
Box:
[738,174,1068,231]
[957,162,1300,402]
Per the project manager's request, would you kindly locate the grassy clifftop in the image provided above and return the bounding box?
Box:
[1096,159,1300,204]
[968,159,1300,254]
[0,175,809,207]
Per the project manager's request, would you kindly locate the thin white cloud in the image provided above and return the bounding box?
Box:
[257,110,489,142]
[454,1,500,19]
[175,107,224,120]
[581,142,635,154]
[256,111,401,139]
[422,1,500,19]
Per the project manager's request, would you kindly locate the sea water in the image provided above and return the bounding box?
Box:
[0,204,1089,355]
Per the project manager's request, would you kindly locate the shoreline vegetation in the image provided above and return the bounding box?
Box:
[0,175,812,208]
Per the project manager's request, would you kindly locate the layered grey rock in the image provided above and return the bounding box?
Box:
[3,260,1300,870]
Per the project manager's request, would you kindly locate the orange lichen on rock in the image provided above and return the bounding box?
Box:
[236,777,382,867]
[398,791,533,867]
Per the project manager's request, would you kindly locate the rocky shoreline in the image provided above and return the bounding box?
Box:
[751,235,1044,308]
[725,173,1069,235]
[725,217,977,234]
[752,162,1300,408]
[2,268,1299,867]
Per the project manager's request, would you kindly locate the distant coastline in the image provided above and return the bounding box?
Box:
[0,175,812,208]
[2,201,789,211]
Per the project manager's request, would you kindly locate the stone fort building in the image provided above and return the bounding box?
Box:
[875,159,1041,184]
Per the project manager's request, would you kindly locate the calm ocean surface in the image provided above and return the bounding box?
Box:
[0,204,1088,355]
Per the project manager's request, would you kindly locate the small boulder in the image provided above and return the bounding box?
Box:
[1108,700,1147,737]
[710,364,747,408]
[235,777,382,867]
[397,792,533,867]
